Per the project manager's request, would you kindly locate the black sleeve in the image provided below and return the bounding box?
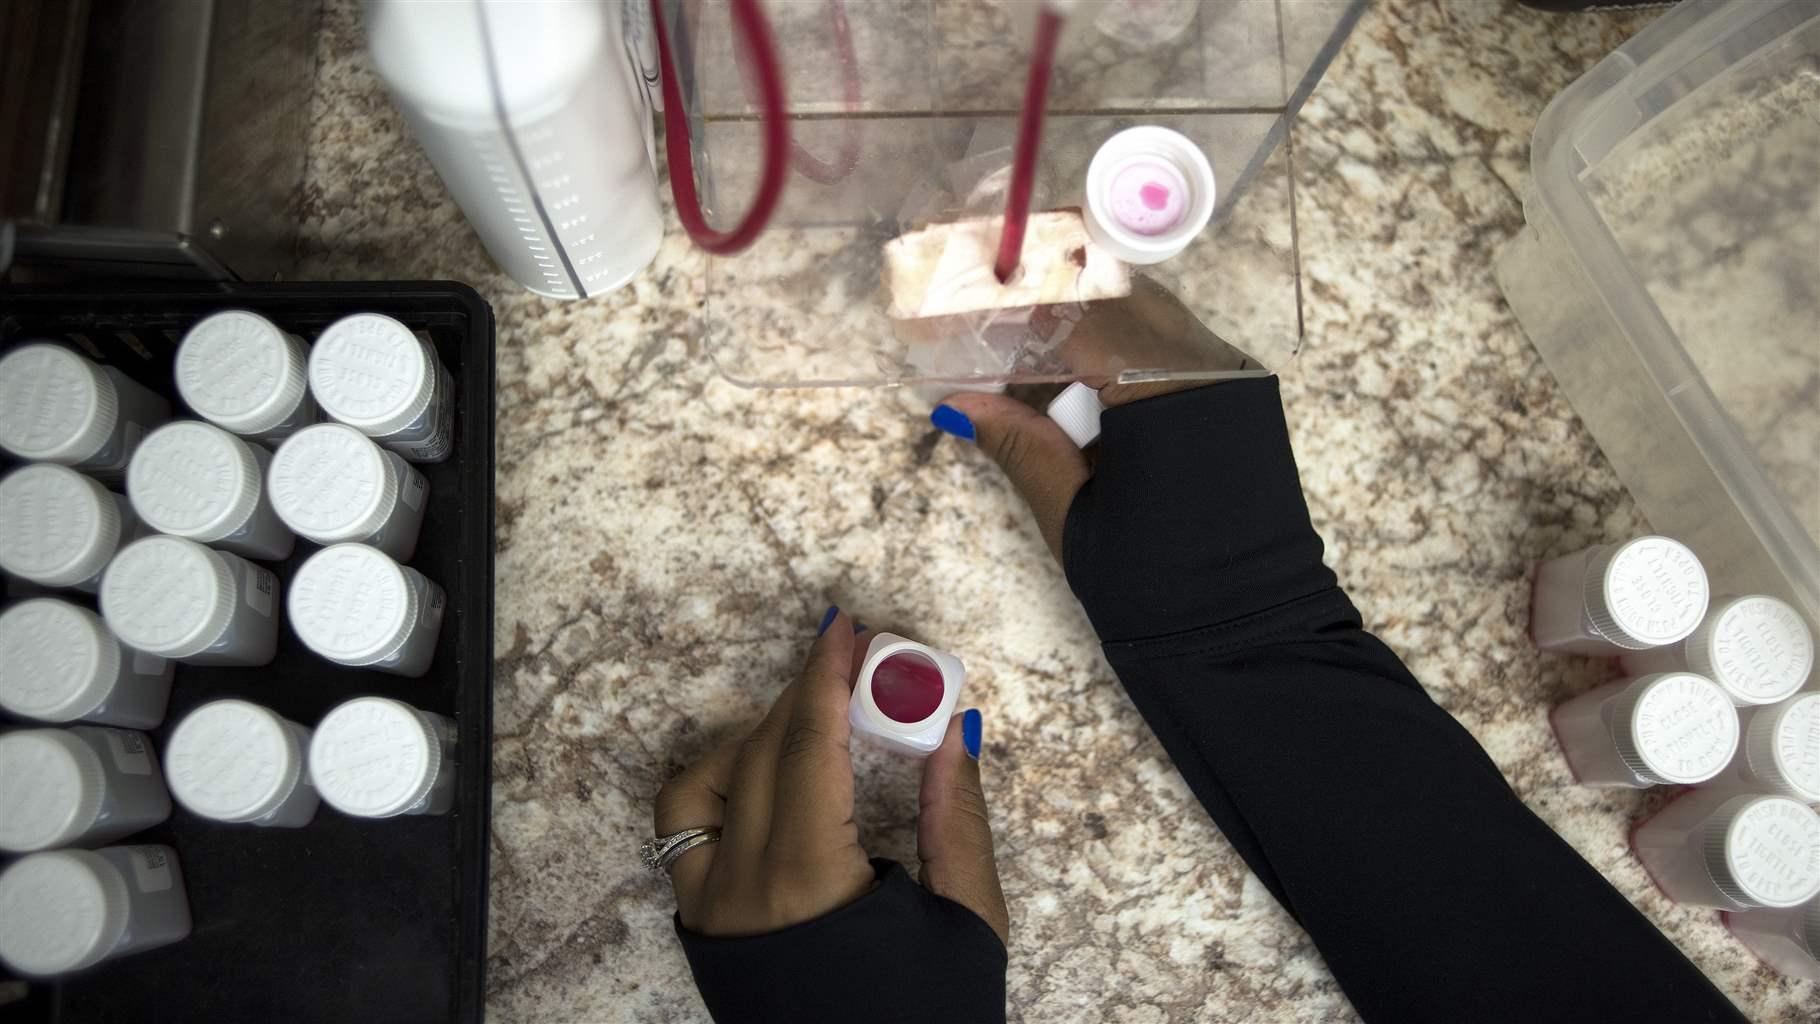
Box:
[675,859,1007,1024]
[1063,377,1746,1024]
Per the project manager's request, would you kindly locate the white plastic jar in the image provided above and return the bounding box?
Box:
[1531,536,1709,656]
[310,697,456,818]
[1705,694,1820,804]
[1621,594,1813,706]
[165,699,320,827]
[1632,790,1820,911]
[0,727,172,853]
[127,420,296,561]
[309,313,455,463]
[288,543,445,677]
[1549,673,1739,787]
[175,310,318,442]
[848,633,965,757]
[0,598,173,728]
[101,536,279,666]
[0,845,191,977]
[0,343,172,482]
[269,422,428,562]
[0,463,144,592]
[1726,901,1820,983]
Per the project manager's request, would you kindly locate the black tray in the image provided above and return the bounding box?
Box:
[0,282,494,1024]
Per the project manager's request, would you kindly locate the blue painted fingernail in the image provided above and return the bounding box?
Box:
[852,621,868,634]
[962,708,982,759]
[817,605,839,636]
[931,404,975,441]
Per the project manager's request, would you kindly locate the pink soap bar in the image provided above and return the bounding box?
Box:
[871,651,946,723]
[1108,159,1188,236]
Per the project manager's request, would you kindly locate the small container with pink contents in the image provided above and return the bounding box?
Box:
[848,634,966,757]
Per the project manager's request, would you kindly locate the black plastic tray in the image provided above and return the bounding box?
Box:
[0,282,493,1024]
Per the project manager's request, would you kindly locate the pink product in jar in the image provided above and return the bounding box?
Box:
[848,633,965,757]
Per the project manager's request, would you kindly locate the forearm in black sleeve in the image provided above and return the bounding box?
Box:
[1064,378,1745,1024]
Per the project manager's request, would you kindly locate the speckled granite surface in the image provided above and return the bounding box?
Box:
[296,1,1818,1021]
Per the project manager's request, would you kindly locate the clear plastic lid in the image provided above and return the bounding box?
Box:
[1585,537,1710,649]
[288,543,418,664]
[0,730,107,853]
[1705,795,1820,909]
[268,423,398,542]
[0,849,129,976]
[126,421,264,541]
[309,697,442,817]
[0,599,120,722]
[1608,672,1739,785]
[165,700,303,823]
[100,536,236,659]
[1744,694,1820,804]
[175,310,309,435]
[0,343,118,463]
[308,314,435,436]
[0,463,123,586]
[1686,595,1814,705]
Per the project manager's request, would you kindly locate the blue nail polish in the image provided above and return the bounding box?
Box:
[962,708,982,759]
[930,404,975,441]
[817,605,839,636]
[852,621,868,634]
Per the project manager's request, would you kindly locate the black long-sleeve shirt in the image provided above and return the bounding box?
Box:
[679,378,1748,1024]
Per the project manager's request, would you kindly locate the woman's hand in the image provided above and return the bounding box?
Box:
[654,608,1010,944]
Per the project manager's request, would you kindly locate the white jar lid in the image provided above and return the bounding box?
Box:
[1584,536,1709,650]
[309,697,443,817]
[0,343,118,463]
[1686,595,1814,706]
[100,536,236,659]
[288,543,417,665]
[268,423,398,543]
[0,599,120,722]
[1608,672,1739,785]
[1081,126,1216,265]
[176,310,309,434]
[1744,693,1820,804]
[0,463,123,586]
[0,730,108,853]
[166,699,304,823]
[1705,795,1820,909]
[308,313,435,436]
[0,849,130,976]
[127,421,263,541]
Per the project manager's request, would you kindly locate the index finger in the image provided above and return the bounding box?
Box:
[767,609,862,861]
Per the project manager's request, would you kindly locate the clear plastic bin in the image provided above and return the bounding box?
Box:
[1496,0,1820,622]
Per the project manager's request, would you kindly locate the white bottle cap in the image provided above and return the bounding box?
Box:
[309,697,444,817]
[1607,673,1739,785]
[0,849,130,976]
[166,699,305,823]
[126,421,264,542]
[0,730,108,853]
[1742,694,1820,804]
[288,543,419,665]
[1703,795,1820,909]
[100,536,236,659]
[1684,595,1813,706]
[0,463,123,587]
[1583,537,1709,651]
[268,423,399,543]
[0,599,121,723]
[309,313,435,437]
[1046,382,1104,448]
[0,343,119,464]
[1082,126,1216,266]
[175,310,309,435]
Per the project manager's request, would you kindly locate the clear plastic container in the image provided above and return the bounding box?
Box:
[1550,673,1739,788]
[126,421,296,561]
[175,309,318,442]
[1623,595,1814,706]
[287,543,445,677]
[0,727,172,853]
[268,422,428,562]
[1532,537,1710,656]
[164,699,320,828]
[0,598,173,728]
[309,697,456,818]
[1725,900,1820,983]
[0,343,172,482]
[1497,0,1820,623]
[0,463,143,592]
[0,846,191,977]
[1632,790,1820,911]
[848,633,964,757]
[100,536,280,666]
[308,313,455,464]
[1705,694,1820,805]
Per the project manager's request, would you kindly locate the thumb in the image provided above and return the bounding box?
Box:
[918,709,1010,945]
[934,392,1089,562]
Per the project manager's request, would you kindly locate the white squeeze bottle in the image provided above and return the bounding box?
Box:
[364,0,662,299]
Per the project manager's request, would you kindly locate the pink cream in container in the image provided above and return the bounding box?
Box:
[1082,126,1216,265]
[848,634,965,757]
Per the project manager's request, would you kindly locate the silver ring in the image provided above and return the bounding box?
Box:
[641,826,721,873]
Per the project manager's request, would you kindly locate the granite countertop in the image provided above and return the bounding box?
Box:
[296,1,1819,1021]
